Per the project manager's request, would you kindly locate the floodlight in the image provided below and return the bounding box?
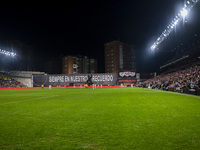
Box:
[181,8,188,17]
[0,49,16,57]
[150,0,199,50]
[174,19,179,25]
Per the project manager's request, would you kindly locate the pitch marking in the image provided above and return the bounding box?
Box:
[0,95,59,105]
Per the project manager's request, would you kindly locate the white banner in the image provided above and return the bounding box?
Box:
[119,72,135,77]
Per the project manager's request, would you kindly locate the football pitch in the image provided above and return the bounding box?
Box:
[0,87,200,149]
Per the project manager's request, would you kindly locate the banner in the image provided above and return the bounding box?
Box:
[117,71,137,85]
[33,73,118,87]
[119,71,135,77]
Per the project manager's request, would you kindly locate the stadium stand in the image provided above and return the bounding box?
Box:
[0,66,24,88]
[139,35,200,95]
[139,61,200,95]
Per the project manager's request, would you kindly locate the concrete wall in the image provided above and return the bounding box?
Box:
[9,71,45,87]
[11,77,32,87]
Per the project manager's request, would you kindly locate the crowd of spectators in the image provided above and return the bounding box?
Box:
[138,62,200,93]
[0,66,24,88]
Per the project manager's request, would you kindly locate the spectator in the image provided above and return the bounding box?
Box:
[0,66,24,88]
[140,62,200,92]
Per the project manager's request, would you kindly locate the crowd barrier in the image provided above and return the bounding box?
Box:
[166,87,200,96]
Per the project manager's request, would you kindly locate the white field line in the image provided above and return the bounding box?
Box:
[0,95,59,105]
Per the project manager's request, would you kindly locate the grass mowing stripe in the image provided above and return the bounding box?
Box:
[0,95,59,105]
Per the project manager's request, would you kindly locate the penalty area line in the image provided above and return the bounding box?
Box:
[0,95,59,105]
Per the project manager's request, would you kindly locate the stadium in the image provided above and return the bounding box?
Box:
[1,1,200,149]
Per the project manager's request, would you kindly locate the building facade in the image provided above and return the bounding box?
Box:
[104,41,136,73]
[62,55,98,74]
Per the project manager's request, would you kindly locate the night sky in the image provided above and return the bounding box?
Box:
[0,1,199,73]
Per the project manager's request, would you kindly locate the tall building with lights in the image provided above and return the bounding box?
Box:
[104,41,136,73]
[62,55,98,74]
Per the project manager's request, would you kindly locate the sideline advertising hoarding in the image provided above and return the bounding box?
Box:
[33,73,118,87]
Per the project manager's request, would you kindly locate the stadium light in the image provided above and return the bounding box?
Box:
[150,0,199,50]
[181,8,188,17]
[0,49,16,56]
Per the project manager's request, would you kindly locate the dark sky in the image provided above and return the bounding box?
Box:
[0,1,199,73]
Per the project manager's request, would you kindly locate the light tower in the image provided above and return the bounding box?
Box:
[0,49,16,57]
[151,0,199,51]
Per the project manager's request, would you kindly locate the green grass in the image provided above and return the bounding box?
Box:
[0,87,200,150]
